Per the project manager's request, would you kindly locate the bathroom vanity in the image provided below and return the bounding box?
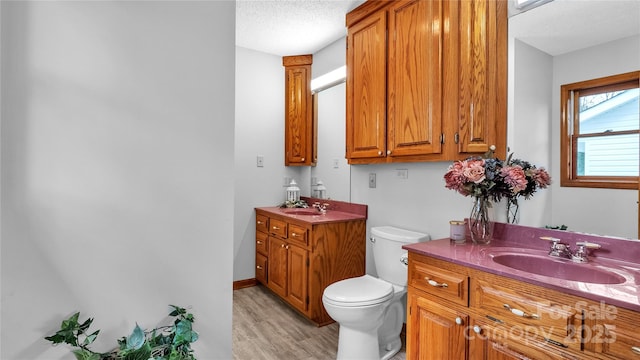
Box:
[255,198,367,326]
[403,223,640,359]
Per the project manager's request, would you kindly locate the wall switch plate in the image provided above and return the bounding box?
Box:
[283,176,291,187]
[396,169,408,179]
[369,173,376,188]
[333,159,340,168]
[257,155,264,167]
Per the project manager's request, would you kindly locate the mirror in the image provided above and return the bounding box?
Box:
[509,0,639,239]
[311,82,351,202]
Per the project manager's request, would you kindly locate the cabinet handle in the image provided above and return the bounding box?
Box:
[256,240,263,244]
[281,244,286,248]
[378,151,383,155]
[285,245,289,250]
[473,325,482,334]
[631,346,640,355]
[387,150,391,155]
[272,226,280,230]
[301,157,305,161]
[256,265,263,270]
[291,232,298,237]
[257,220,263,225]
[455,317,463,325]
[503,304,539,319]
[425,277,448,288]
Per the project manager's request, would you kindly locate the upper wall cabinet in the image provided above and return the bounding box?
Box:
[345,0,507,164]
[283,55,317,166]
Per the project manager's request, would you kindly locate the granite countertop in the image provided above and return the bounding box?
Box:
[256,197,367,224]
[403,223,640,313]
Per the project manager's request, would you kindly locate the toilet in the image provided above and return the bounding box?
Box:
[322,226,430,360]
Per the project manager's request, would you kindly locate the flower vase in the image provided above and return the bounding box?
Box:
[506,197,520,224]
[469,197,494,244]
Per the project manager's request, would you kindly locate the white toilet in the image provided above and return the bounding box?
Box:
[322,226,430,360]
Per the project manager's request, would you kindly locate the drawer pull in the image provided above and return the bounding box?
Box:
[257,240,263,244]
[632,346,640,355]
[503,304,539,319]
[425,277,448,288]
[256,265,263,270]
[473,325,482,334]
[272,226,280,230]
[455,317,463,325]
[291,232,299,237]
[257,220,263,225]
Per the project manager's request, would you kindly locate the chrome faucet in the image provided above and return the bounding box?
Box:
[540,237,601,263]
[312,202,330,214]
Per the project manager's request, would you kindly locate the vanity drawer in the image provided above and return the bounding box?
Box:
[288,224,308,246]
[472,278,581,350]
[256,214,269,233]
[256,231,268,256]
[597,307,640,359]
[409,260,468,306]
[269,218,288,238]
[256,252,268,284]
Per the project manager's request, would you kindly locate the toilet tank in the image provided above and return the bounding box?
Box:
[371,226,430,287]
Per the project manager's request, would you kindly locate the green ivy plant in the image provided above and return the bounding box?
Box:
[44,305,198,360]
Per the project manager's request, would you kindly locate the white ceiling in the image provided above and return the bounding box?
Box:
[236,0,640,58]
[236,0,365,57]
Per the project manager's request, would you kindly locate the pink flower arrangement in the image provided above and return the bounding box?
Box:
[444,152,551,202]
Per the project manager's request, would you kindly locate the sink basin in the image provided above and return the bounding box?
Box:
[491,253,626,284]
[282,209,319,216]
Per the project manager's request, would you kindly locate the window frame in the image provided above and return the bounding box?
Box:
[560,71,640,189]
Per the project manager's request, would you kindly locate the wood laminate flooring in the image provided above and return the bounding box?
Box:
[233,285,406,360]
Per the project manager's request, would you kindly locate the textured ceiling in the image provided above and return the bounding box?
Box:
[236,0,365,56]
[510,0,640,56]
[236,0,640,58]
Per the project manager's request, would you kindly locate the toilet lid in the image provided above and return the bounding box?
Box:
[323,275,394,307]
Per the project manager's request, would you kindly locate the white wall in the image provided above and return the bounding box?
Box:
[233,46,305,281]
[1,2,235,359]
[551,35,639,239]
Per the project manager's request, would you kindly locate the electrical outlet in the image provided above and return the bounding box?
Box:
[256,155,264,167]
[396,169,408,179]
[333,159,340,168]
[369,173,376,188]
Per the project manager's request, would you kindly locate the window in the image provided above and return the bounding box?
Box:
[560,71,640,189]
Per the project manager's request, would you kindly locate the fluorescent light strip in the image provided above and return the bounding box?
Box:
[311,65,346,93]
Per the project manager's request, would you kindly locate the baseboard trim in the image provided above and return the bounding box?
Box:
[233,278,257,290]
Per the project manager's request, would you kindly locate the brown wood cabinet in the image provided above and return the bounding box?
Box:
[406,252,640,359]
[345,0,507,164]
[283,55,316,166]
[255,208,366,326]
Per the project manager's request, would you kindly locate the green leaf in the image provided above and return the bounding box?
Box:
[123,342,152,360]
[126,324,146,350]
[72,349,100,360]
[82,330,100,346]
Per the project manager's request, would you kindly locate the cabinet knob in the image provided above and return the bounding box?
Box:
[257,220,263,225]
[281,244,286,248]
[378,151,383,155]
[291,233,298,237]
[301,158,305,161]
[473,325,482,334]
[455,317,463,325]
[272,226,280,230]
[256,265,263,270]
[387,150,391,155]
[257,240,262,244]
[285,245,289,250]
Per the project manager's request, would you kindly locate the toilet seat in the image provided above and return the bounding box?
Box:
[323,275,394,307]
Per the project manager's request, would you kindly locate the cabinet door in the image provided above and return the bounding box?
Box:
[286,244,308,312]
[407,291,468,360]
[283,55,314,166]
[456,0,507,156]
[346,8,387,160]
[387,0,442,157]
[267,237,288,298]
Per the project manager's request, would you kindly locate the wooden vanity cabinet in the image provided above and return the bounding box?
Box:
[345,0,507,164]
[254,209,366,326]
[283,55,316,166]
[407,252,640,360]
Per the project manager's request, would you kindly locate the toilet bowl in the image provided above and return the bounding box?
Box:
[322,226,430,360]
